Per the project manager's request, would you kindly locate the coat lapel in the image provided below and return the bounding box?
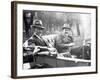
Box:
[33,34,48,46]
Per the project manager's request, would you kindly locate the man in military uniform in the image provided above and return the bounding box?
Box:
[55,23,74,57]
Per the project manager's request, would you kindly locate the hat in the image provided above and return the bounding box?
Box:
[31,19,45,29]
[62,23,71,30]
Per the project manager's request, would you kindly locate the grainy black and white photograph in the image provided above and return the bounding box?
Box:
[12,2,97,77]
[23,10,92,69]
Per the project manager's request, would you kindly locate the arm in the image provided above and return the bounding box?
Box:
[55,34,74,48]
[57,42,74,47]
[24,37,57,56]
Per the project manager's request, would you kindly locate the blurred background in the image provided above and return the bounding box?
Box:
[23,10,91,47]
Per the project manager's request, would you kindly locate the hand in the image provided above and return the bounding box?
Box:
[48,48,58,57]
[32,46,40,55]
[62,52,71,57]
[48,48,57,52]
[63,53,71,57]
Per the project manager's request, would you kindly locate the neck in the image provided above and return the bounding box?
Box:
[34,33,42,38]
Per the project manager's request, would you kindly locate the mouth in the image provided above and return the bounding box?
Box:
[65,32,68,34]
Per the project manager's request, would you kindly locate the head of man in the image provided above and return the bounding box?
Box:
[62,23,71,36]
[32,19,45,36]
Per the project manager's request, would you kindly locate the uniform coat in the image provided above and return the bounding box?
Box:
[55,33,73,53]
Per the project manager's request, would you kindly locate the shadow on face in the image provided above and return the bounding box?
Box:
[34,28,44,36]
[63,28,71,35]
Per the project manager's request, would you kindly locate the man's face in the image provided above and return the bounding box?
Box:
[63,28,71,36]
[35,28,43,36]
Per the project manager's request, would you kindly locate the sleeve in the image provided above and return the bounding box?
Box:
[23,36,35,48]
[55,34,68,48]
[23,40,28,47]
[28,39,35,46]
[55,34,74,48]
